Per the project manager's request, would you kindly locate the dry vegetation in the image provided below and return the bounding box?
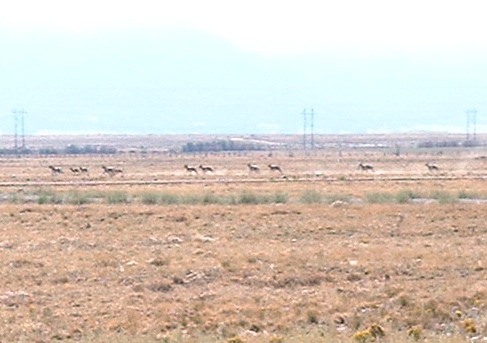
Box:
[0,136,486,342]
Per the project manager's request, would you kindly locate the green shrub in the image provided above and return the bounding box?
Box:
[366,192,394,204]
[225,194,238,205]
[65,192,91,205]
[159,193,180,204]
[202,193,221,204]
[239,192,260,204]
[300,190,322,204]
[430,191,457,204]
[140,192,159,205]
[180,195,201,205]
[36,190,63,204]
[273,192,288,204]
[106,191,129,204]
[458,191,480,199]
[395,189,420,204]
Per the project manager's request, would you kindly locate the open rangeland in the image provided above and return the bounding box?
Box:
[0,146,486,342]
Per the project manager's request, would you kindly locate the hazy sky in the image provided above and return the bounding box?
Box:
[3,0,486,55]
[1,1,487,134]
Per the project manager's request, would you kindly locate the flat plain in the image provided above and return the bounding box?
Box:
[0,134,486,342]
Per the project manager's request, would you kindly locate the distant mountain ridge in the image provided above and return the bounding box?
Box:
[1,28,486,135]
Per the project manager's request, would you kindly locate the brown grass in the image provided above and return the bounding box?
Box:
[0,146,486,342]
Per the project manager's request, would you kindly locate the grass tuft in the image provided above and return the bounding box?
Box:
[300,190,322,204]
[239,191,260,204]
[458,191,481,199]
[272,192,288,204]
[65,191,91,205]
[430,191,457,204]
[365,192,395,204]
[395,189,420,204]
[106,191,129,204]
[140,192,160,205]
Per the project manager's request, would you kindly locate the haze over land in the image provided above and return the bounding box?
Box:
[1,1,487,135]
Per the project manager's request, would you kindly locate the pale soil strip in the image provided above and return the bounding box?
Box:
[0,175,485,188]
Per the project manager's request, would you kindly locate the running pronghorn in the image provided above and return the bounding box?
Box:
[69,167,81,174]
[358,163,374,171]
[102,165,123,176]
[184,164,198,174]
[425,163,439,172]
[199,164,214,173]
[247,163,260,173]
[48,165,63,174]
[268,164,282,173]
[79,166,89,173]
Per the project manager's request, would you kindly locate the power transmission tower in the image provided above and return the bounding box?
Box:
[18,109,27,149]
[12,108,27,154]
[12,109,18,152]
[301,108,316,152]
[466,109,478,142]
[472,109,478,142]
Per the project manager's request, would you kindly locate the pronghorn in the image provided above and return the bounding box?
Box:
[268,164,282,173]
[199,164,214,173]
[70,167,81,174]
[102,165,123,176]
[425,163,439,172]
[247,163,260,173]
[79,166,89,173]
[184,164,198,174]
[358,163,374,171]
[48,165,63,174]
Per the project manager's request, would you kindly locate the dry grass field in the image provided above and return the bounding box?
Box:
[0,136,486,342]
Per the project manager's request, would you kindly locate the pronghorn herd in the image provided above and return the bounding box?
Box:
[356,162,443,173]
[48,165,122,176]
[69,167,89,174]
[47,161,445,178]
[179,161,445,176]
[183,163,285,174]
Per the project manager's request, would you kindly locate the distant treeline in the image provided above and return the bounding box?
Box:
[417,140,482,148]
[0,144,117,155]
[182,140,265,152]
